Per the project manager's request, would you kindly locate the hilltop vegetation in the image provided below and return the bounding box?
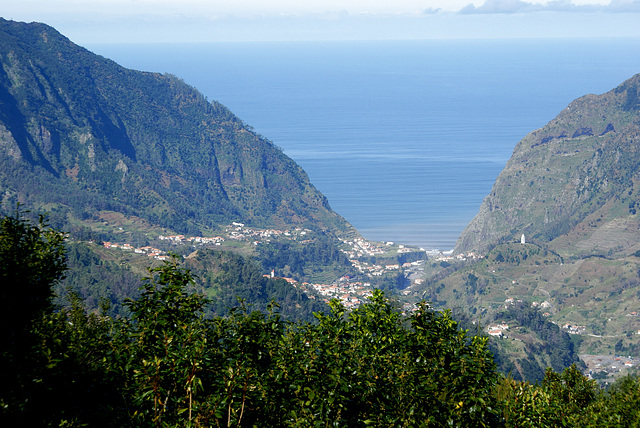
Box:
[57,241,328,322]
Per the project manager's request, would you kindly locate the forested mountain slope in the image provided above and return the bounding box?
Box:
[421,74,640,377]
[456,73,640,256]
[0,19,354,237]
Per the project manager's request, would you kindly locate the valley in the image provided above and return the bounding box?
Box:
[2,18,640,386]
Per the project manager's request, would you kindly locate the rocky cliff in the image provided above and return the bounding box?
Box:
[456,74,640,256]
[0,19,354,237]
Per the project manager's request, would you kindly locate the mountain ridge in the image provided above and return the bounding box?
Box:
[414,72,640,380]
[0,18,355,238]
[456,73,640,256]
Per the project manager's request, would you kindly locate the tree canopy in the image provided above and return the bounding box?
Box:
[2,211,640,427]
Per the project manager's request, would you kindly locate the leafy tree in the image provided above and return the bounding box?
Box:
[579,375,640,428]
[0,208,66,341]
[497,364,598,427]
[99,264,501,427]
[28,292,127,427]
[264,292,500,426]
[496,376,564,428]
[118,257,211,427]
[0,209,66,422]
[541,364,597,423]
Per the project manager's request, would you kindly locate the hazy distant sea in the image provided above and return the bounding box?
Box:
[89,39,640,250]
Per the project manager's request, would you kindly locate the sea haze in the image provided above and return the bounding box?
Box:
[89,39,640,250]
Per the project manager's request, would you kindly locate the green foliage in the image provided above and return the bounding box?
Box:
[0,208,66,336]
[541,364,597,422]
[4,211,640,426]
[188,249,328,322]
[497,377,564,428]
[623,84,640,111]
[0,208,64,421]
[27,292,127,426]
[498,303,582,380]
[56,241,142,317]
[0,209,121,426]
[257,237,351,281]
[268,294,500,426]
[32,258,501,426]
[73,263,498,426]
[53,244,325,323]
[583,375,640,427]
[120,258,211,426]
[497,365,598,427]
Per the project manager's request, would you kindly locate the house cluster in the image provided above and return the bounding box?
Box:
[487,323,510,338]
[102,224,421,310]
[224,223,309,243]
[339,238,387,259]
[531,300,552,309]
[155,223,314,247]
[102,231,229,261]
[265,270,373,309]
[339,238,424,279]
[561,323,587,335]
[432,251,482,263]
[503,297,523,308]
[349,259,403,277]
[159,234,225,245]
[304,280,373,309]
[102,242,168,260]
[587,355,639,376]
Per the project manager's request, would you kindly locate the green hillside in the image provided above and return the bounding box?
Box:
[404,74,640,381]
[0,18,354,238]
[456,73,640,256]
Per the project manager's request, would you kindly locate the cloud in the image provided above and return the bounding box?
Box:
[607,0,640,12]
[458,0,640,14]
[459,0,542,14]
[422,8,442,15]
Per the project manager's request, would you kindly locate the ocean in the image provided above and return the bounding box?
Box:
[88,38,640,250]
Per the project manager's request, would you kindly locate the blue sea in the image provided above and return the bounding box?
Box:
[88,39,640,250]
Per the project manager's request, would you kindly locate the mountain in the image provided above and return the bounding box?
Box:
[420,74,640,381]
[456,73,640,256]
[0,19,354,237]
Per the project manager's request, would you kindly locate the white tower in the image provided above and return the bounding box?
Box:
[521,234,526,244]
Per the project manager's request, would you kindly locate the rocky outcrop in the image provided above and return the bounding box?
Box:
[456,74,640,255]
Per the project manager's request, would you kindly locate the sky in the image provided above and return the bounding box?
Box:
[3,0,640,43]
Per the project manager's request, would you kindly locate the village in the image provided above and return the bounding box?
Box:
[99,223,431,309]
[94,224,640,381]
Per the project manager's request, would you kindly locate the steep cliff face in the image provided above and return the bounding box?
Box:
[0,19,354,236]
[456,74,640,255]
